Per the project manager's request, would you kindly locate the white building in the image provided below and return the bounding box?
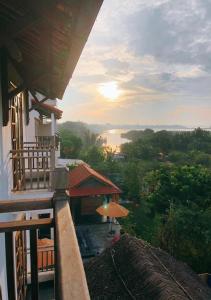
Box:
[0,1,103,299]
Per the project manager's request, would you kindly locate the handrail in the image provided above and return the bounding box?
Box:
[0,218,54,233]
[0,194,90,299]
[10,149,52,153]
[54,198,90,300]
[0,198,52,213]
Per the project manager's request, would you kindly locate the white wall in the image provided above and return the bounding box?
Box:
[0,79,11,299]
[0,91,45,299]
[0,90,60,299]
[24,110,40,143]
[0,121,13,199]
[36,122,52,137]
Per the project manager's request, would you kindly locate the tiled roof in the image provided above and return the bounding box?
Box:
[68,164,121,197]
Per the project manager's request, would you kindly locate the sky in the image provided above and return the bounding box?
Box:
[61,0,211,127]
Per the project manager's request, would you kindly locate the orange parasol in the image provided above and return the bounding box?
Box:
[96,202,129,218]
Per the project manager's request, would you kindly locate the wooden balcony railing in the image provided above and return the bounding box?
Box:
[27,245,55,272]
[23,135,59,150]
[10,148,55,191]
[38,246,54,272]
[0,195,90,300]
[36,135,59,149]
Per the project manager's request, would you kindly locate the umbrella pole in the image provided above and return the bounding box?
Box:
[110,217,114,233]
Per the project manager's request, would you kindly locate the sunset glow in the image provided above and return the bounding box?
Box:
[98,81,121,101]
[61,0,211,126]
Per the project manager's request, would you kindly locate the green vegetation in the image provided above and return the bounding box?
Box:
[59,124,211,273]
[139,165,211,272]
[119,128,211,273]
[59,121,103,158]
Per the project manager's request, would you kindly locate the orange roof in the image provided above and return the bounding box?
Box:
[32,99,63,119]
[69,164,122,197]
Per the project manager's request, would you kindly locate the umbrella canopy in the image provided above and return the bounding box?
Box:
[96,202,129,218]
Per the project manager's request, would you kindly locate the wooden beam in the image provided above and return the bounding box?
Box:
[0,218,54,233]
[30,229,39,300]
[7,50,25,81]
[54,196,90,300]
[0,48,9,126]
[30,90,49,103]
[0,197,53,213]
[29,90,49,112]
[24,88,30,125]
[0,37,21,62]
[5,232,16,300]
[8,84,25,100]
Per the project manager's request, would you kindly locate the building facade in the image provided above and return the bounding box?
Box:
[0,1,103,299]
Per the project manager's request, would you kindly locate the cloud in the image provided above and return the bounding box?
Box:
[174,65,206,79]
[61,0,211,126]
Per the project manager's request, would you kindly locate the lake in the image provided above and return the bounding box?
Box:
[100,129,130,151]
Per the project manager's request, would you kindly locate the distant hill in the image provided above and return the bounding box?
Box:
[58,121,100,147]
[58,121,89,136]
[59,121,190,135]
[82,123,189,133]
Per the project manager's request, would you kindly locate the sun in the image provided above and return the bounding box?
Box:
[98,81,121,101]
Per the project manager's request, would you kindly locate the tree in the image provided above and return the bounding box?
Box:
[159,205,211,272]
[59,121,99,148]
[60,129,82,158]
[122,162,140,201]
[80,145,105,166]
[142,164,211,272]
[143,165,211,213]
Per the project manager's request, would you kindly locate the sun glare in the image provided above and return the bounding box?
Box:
[98,81,121,101]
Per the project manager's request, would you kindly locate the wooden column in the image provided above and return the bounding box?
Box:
[0,48,9,126]
[5,232,16,300]
[51,112,56,136]
[30,229,39,300]
[54,209,59,300]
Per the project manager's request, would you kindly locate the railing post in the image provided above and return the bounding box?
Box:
[54,193,90,300]
[49,148,56,191]
[54,202,59,300]
[5,232,16,300]
[30,229,39,300]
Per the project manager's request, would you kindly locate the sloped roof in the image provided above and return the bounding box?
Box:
[1,0,103,99]
[31,99,63,119]
[68,164,122,197]
[85,234,211,300]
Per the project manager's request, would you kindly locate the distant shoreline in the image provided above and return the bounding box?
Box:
[86,123,210,134]
[98,127,211,151]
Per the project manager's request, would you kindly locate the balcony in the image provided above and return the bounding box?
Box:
[24,135,60,151]
[11,135,59,191]
[0,194,90,300]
